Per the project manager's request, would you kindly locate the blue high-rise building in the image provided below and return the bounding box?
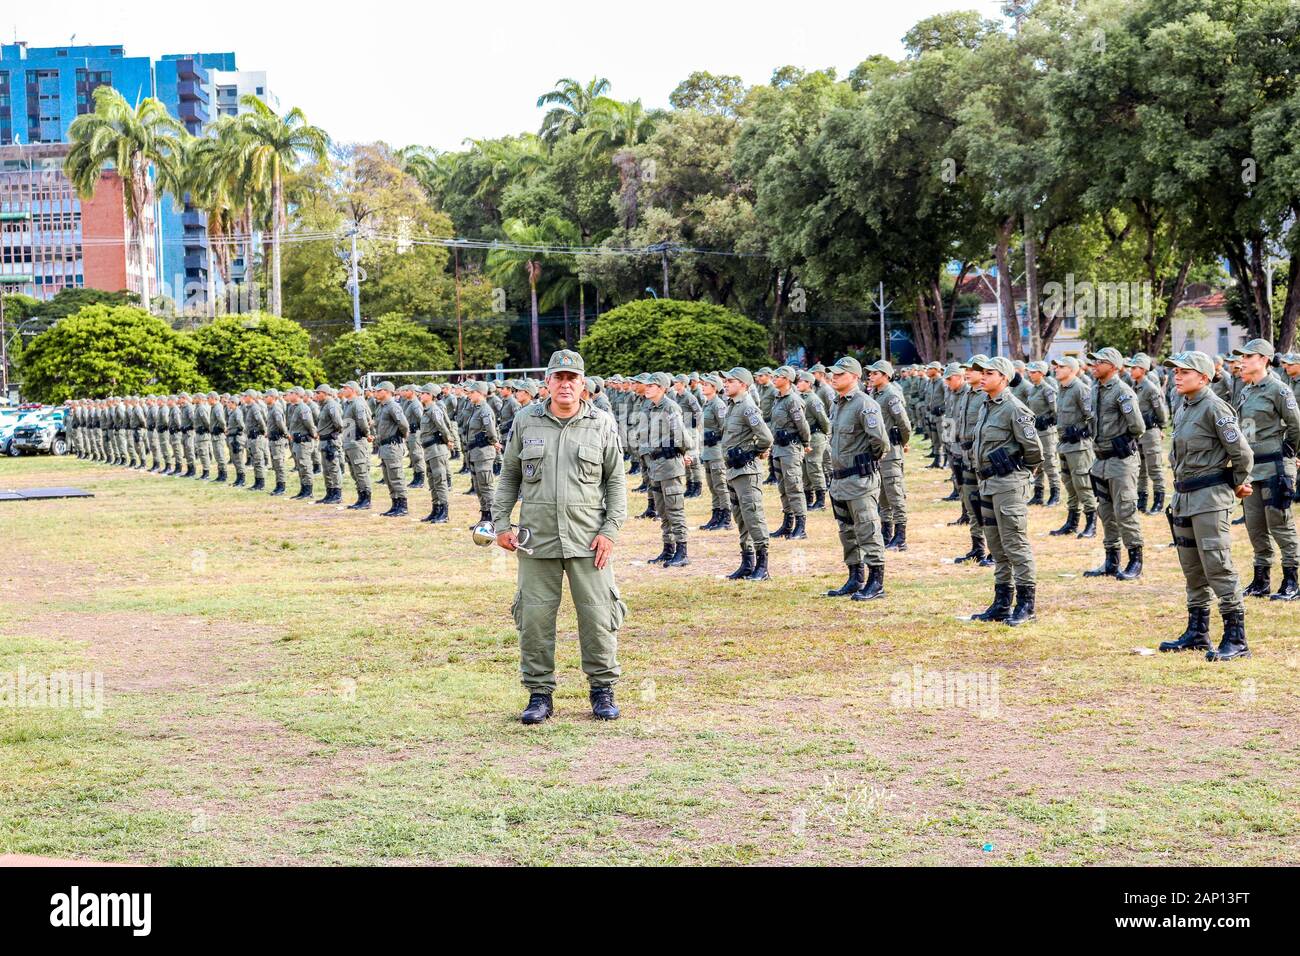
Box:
[155,52,236,309]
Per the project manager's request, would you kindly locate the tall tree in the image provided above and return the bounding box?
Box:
[65,86,185,309]
[536,77,611,146]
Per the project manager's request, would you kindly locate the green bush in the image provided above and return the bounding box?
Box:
[578,299,771,373]
[320,313,454,383]
[18,304,206,403]
[190,313,326,392]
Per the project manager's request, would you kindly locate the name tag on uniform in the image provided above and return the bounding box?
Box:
[523,438,544,446]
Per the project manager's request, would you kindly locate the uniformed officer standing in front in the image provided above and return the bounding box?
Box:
[1085,348,1147,580]
[641,372,690,566]
[191,391,213,480]
[867,360,912,551]
[494,349,628,725]
[225,393,246,487]
[400,384,427,490]
[769,366,812,541]
[796,370,831,512]
[1158,352,1255,660]
[720,368,774,581]
[1232,339,1300,601]
[968,357,1043,626]
[373,381,410,517]
[824,356,891,602]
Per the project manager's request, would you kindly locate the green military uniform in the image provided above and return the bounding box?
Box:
[641,374,690,565]
[1086,348,1147,579]
[824,357,892,601]
[770,367,811,540]
[1158,352,1254,660]
[341,383,373,509]
[969,356,1043,625]
[207,394,228,481]
[1052,357,1098,537]
[492,350,628,711]
[797,371,831,512]
[720,368,774,581]
[418,384,457,523]
[954,363,994,563]
[672,376,705,498]
[225,396,246,485]
[191,395,213,478]
[698,377,733,531]
[315,386,344,504]
[374,384,410,516]
[286,390,318,498]
[169,398,186,475]
[1231,339,1300,600]
[266,392,290,494]
[868,361,912,550]
[466,383,501,522]
[1128,354,1169,514]
[1025,363,1062,506]
[401,390,427,488]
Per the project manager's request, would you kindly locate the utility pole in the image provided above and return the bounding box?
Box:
[0,289,7,398]
[648,242,673,298]
[454,246,464,371]
[346,225,363,333]
[872,281,893,362]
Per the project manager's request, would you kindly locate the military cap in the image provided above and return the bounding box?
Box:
[546,349,584,374]
[1233,338,1275,358]
[943,362,965,378]
[1281,352,1300,365]
[704,373,725,388]
[421,383,441,395]
[723,366,755,387]
[375,381,396,392]
[925,361,943,371]
[241,388,260,398]
[1051,356,1080,371]
[589,375,604,389]
[343,381,362,392]
[516,381,537,397]
[649,371,672,389]
[830,356,863,377]
[206,391,219,399]
[672,373,688,384]
[316,384,337,397]
[866,359,894,378]
[1163,351,1215,377]
[973,355,1015,378]
[756,366,774,377]
[773,365,797,381]
[475,381,493,394]
[1087,347,1125,367]
[796,370,815,384]
[968,354,989,367]
[810,363,827,374]
[1126,353,1152,370]
[1028,360,1050,374]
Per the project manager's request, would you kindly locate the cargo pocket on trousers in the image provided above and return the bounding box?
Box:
[609,585,627,632]
[511,591,523,630]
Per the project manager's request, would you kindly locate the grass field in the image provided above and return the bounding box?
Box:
[1,445,1298,866]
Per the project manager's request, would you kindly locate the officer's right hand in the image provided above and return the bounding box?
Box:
[497,530,518,551]
[1235,482,1253,499]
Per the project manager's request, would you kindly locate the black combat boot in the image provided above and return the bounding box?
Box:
[521,693,554,725]
[806,488,815,509]
[971,583,1013,622]
[1207,610,1250,661]
[943,477,962,502]
[746,545,770,581]
[184,464,196,478]
[421,505,438,523]
[1242,565,1271,598]
[880,522,893,548]
[809,490,826,511]
[1006,586,1036,627]
[851,564,885,601]
[313,461,321,475]
[715,509,732,530]
[1076,510,1097,538]
[1270,565,1299,601]
[250,477,265,492]
[634,476,649,493]
[954,537,985,564]
[293,482,313,500]
[1115,546,1143,581]
[431,503,448,524]
[1050,509,1079,536]
[687,480,701,499]
[789,516,807,540]
[771,513,793,539]
[970,583,1013,622]
[700,509,721,531]
[827,565,864,596]
[628,459,641,476]
[665,542,691,567]
[410,472,425,489]
[832,564,863,595]
[764,460,778,485]
[215,467,227,483]
[727,550,756,580]
[386,497,409,518]
[1028,486,1044,506]
[886,524,907,552]
[270,480,286,497]
[637,497,656,520]
[648,542,674,565]
[232,474,245,488]
[200,467,210,481]
[348,491,371,510]
[590,686,620,720]
[1158,607,1211,652]
[1147,491,1165,515]
[1045,487,1061,507]
[1084,547,1121,578]
[1137,491,1148,514]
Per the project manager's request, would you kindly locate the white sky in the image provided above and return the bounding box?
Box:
[9,0,1001,151]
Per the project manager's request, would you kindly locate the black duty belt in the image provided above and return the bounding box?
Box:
[832,453,878,480]
[247,429,264,439]
[180,426,193,433]
[380,435,404,446]
[960,440,974,451]
[1174,471,1233,494]
[1255,451,1286,465]
[292,433,312,443]
[195,428,209,435]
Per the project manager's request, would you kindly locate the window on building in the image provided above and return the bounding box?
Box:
[256,86,264,95]
[1063,314,1077,331]
[1217,327,1230,355]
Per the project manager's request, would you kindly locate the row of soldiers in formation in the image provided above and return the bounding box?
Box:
[61,341,1300,659]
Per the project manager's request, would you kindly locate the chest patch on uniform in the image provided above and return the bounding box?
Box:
[523,438,544,446]
[524,461,539,479]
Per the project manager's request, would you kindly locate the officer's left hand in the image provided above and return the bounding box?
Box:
[590,534,614,570]
[684,455,693,467]
[803,445,812,454]
[1235,482,1253,499]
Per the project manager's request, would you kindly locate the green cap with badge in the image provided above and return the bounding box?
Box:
[773,365,797,381]
[1126,353,1152,370]
[724,366,755,387]
[1232,338,1275,358]
[973,355,1015,378]
[830,356,862,377]
[943,362,965,378]
[1163,351,1216,377]
[546,349,584,374]
[866,359,894,378]
[1088,346,1125,367]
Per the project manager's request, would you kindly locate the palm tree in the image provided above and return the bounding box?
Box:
[536,76,611,146]
[176,134,243,314]
[579,99,657,158]
[486,216,577,367]
[66,86,185,309]
[224,96,328,317]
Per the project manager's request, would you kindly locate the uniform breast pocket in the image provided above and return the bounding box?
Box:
[520,444,545,482]
[577,443,603,483]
